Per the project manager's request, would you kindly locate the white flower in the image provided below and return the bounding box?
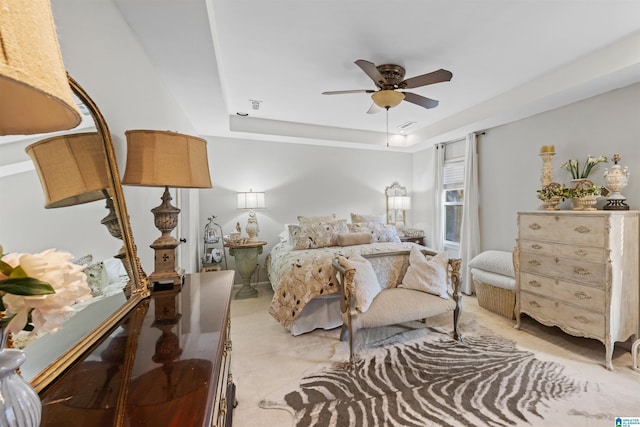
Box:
[1,249,92,335]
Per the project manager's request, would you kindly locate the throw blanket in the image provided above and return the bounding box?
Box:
[267,241,419,328]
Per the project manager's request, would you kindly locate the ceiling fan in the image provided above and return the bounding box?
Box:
[322,59,453,113]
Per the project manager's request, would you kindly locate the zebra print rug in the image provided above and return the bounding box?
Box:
[260,331,586,426]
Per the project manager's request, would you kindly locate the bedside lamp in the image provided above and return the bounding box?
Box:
[122,130,212,291]
[236,190,266,241]
[388,195,411,235]
[0,0,81,135]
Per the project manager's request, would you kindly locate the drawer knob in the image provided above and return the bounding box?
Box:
[528,259,542,267]
[575,249,588,257]
[574,291,591,300]
[531,244,543,250]
[529,301,541,308]
[574,315,590,324]
[529,223,542,230]
[574,267,591,276]
[574,226,591,234]
[528,280,541,288]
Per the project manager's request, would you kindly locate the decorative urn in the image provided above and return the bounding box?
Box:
[603,154,630,210]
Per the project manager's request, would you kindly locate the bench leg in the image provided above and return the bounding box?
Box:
[453,298,462,341]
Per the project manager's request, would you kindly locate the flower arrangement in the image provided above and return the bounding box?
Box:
[561,155,608,179]
[0,245,92,345]
[571,183,603,198]
[536,182,568,201]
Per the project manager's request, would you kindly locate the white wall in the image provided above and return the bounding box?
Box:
[199,137,413,280]
[52,1,200,274]
[477,82,640,252]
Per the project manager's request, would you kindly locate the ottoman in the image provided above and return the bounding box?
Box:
[469,250,516,319]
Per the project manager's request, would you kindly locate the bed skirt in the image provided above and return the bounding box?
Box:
[287,294,342,336]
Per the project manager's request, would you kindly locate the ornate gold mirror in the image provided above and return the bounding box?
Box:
[0,76,148,392]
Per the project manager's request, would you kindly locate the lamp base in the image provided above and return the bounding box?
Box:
[148,186,183,292]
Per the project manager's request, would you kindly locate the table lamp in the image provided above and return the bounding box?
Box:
[0,0,81,136]
[388,195,411,235]
[25,132,136,292]
[122,130,212,291]
[236,190,266,241]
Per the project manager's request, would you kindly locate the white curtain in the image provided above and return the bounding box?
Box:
[459,133,480,294]
[431,143,445,251]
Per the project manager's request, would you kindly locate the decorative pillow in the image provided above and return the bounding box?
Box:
[290,220,349,250]
[339,253,382,312]
[350,213,385,224]
[297,214,336,224]
[103,258,128,284]
[84,261,107,296]
[399,246,449,299]
[348,222,401,243]
[337,232,372,247]
[468,250,515,278]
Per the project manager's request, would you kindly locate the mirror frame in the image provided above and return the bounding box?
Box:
[385,181,408,225]
[29,76,150,393]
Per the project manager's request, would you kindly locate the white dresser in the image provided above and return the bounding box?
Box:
[514,210,639,370]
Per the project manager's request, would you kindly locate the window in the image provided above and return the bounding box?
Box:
[442,159,464,253]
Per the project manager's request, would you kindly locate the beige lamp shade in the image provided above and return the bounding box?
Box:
[371,90,405,109]
[26,132,110,208]
[236,191,266,210]
[0,0,81,135]
[122,130,212,189]
[388,196,411,210]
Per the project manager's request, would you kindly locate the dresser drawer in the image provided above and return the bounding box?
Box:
[519,239,606,263]
[519,252,605,286]
[520,292,604,339]
[519,214,606,246]
[520,272,605,312]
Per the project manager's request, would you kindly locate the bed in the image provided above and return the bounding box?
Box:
[266,215,426,335]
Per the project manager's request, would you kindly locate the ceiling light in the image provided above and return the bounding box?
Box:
[371,90,404,109]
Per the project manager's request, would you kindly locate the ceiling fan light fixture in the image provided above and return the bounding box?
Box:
[371,90,405,109]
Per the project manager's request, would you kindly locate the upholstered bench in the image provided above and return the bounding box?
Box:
[332,247,462,366]
[469,250,516,319]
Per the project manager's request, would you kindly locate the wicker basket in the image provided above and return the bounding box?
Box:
[473,279,516,320]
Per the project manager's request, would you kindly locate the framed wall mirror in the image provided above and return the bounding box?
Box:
[385,181,409,226]
[0,76,148,392]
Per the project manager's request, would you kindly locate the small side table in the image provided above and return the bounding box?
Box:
[225,241,267,299]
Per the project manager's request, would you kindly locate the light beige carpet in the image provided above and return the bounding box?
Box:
[230,283,640,427]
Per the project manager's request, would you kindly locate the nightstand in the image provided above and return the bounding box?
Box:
[225,240,267,299]
[400,236,425,245]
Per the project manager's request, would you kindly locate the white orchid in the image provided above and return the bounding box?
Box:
[561,155,608,179]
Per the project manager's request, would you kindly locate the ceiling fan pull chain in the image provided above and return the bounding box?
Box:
[386,107,389,147]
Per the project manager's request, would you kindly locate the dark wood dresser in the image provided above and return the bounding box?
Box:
[39,270,236,426]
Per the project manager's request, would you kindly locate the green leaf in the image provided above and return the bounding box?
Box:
[0,277,55,295]
[9,265,28,279]
[0,259,13,277]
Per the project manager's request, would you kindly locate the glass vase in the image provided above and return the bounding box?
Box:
[0,349,42,427]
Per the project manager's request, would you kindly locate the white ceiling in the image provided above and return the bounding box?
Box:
[113,0,640,151]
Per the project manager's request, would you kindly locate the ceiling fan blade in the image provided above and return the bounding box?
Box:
[401,69,453,89]
[354,59,386,87]
[366,103,383,114]
[403,92,439,109]
[322,89,375,95]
